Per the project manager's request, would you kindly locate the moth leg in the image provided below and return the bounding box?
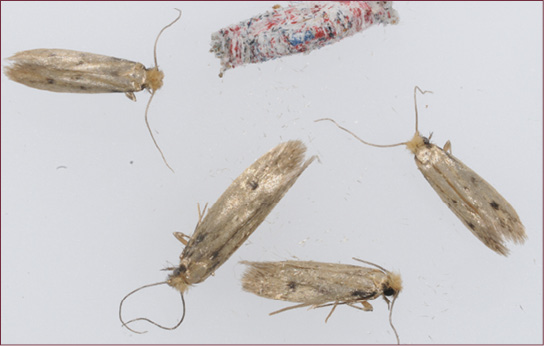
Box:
[193,202,209,231]
[346,301,373,312]
[175,203,209,249]
[173,232,191,246]
[324,302,338,323]
[269,302,312,316]
[443,140,452,154]
[361,301,373,311]
[125,91,137,101]
[197,203,209,225]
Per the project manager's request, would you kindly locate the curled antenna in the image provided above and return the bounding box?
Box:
[119,281,186,334]
[154,9,182,68]
[413,86,433,134]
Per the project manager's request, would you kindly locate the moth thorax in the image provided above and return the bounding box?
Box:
[405,132,426,154]
[145,67,164,92]
[383,272,403,296]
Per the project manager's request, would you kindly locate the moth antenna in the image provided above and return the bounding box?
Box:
[383,296,391,310]
[119,281,186,334]
[315,118,407,148]
[388,293,401,344]
[153,9,182,68]
[352,257,390,273]
[123,293,185,332]
[119,281,167,334]
[143,9,181,173]
[145,91,174,173]
[413,86,433,134]
[316,87,434,149]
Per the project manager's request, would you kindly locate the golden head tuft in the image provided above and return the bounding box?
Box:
[145,67,164,92]
[387,271,403,294]
[405,132,426,154]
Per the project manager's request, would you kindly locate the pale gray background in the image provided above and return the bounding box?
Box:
[1,1,542,344]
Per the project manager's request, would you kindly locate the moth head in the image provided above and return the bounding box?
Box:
[351,258,402,343]
[405,132,427,154]
[167,264,190,293]
[144,67,164,92]
[383,271,403,297]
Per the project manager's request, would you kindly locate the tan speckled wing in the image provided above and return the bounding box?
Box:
[4,49,149,94]
[241,260,387,305]
[414,143,526,256]
[170,141,315,291]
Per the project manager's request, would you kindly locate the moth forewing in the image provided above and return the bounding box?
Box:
[241,260,402,343]
[4,49,161,97]
[412,141,526,256]
[167,141,315,293]
[243,262,381,303]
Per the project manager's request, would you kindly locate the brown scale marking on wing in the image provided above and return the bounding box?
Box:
[190,215,256,269]
[193,233,206,245]
[210,250,220,260]
[248,180,259,190]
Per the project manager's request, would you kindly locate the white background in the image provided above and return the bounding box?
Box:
[1,1,542,344]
